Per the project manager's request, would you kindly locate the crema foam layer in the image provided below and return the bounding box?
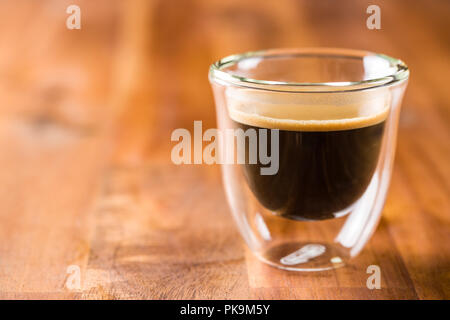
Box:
[226,87,391,131]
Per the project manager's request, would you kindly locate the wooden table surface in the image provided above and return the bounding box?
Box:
[0,0,448,300]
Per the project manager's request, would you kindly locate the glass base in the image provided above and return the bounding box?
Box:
[255,242,348,272]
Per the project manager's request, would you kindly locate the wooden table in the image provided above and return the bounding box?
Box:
[0,0,448,299]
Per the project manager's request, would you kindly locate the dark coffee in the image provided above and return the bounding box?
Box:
[234,120,385,221]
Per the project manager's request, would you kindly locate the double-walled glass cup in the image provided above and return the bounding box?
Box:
[209,48,409,271]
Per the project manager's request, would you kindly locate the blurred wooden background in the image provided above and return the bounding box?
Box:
[0,0,448,299]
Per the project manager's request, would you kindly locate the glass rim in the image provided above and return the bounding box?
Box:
[209,48,409,93]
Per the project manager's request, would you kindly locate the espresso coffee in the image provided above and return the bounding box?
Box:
[235,121,385,220]
[227,88,389,221]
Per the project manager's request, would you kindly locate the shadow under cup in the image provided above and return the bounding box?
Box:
[209,48,409,271]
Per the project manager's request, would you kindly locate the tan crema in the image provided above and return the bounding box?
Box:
[226,87,391,131]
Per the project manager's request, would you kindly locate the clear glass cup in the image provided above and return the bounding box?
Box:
[208,48,409,271]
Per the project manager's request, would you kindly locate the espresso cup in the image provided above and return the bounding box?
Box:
[209,48,409,271]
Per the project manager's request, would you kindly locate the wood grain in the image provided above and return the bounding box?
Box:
[0,0,448,299]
